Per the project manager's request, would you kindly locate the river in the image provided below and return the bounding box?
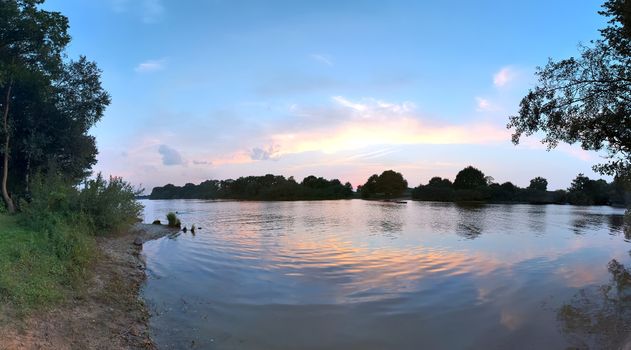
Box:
[139,199,630,349]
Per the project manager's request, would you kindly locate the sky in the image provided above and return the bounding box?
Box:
[45,0,609,191]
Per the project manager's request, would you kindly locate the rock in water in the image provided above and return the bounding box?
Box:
[133,237,144,246]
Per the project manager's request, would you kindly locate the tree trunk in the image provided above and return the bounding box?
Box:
[1,80,15,214]
[25,153,30,196]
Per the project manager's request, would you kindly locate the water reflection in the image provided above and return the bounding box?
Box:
[140,200,629,350]
[367,202,405,236]
[558,259,631,349]
[455,204,486,239]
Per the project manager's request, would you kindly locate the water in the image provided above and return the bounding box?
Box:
[140,200,630,349]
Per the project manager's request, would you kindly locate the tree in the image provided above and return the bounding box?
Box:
[412,176,454,201]
[453,166,487,190]
[567,173,613,205]
[360,170,408,199]
[0,1,109,212]
[507,0,631,182]
[360,174,379,198]
[428,176,453,188]
[375,170,408,198]
[528,177,548,191]
[569,173,591,193]
[0,0,70,212]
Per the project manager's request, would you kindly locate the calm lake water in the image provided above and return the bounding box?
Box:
[140,199,630,350]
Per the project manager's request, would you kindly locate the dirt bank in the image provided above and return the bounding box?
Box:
[0,223,175,350]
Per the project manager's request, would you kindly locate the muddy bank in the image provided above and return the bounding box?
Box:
[0,223,175,350]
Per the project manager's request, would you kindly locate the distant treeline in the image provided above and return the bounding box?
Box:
[149,166,630,207]
[149,175,353,200]
[407,166,630,206]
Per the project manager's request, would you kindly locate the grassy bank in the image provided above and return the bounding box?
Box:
[0,174,142,314]
[0,214,94,311]
[0,213,96,311]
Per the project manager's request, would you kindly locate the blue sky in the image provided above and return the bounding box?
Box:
[46,0,607,191]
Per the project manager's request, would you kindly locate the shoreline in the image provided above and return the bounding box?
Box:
[0,223,175,350]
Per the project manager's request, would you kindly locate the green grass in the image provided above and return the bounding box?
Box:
[0,214,93,311]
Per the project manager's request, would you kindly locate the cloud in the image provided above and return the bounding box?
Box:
[475,97,501,112]
[332,96,415,113]
[518,138,595,162]
[250,145,280,161]
[255,74,343,96]
[109,0,165,23]
[259,96,509,157]
[476,97,491,110]
[493,66,516,87]
[158,144,184,165]
[135,58,166,73]
[192,160,212,165]
[141,0,165,23]
[310,54,333,66]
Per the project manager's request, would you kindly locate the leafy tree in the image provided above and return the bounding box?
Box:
[528,177,548,191]
[360,174,379,199]
[375,170,408,198]
[507,0,631,181]
[567,173,614,205]
[0,0,109,212]
[488,181,520,202]
[428,176,453,188]
[412,176,454,201]
[569,173,591,193]
[453,166,487,190]
[359,171,408,199]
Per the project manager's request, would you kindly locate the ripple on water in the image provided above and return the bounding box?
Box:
[140,200,630,350]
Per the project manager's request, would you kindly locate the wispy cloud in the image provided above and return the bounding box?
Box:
[109,0,165,23]
[493,66,517,87]
[141,0,164,23]
[135,58,167,73]
[332,96,415,113]
[475,97,500,112]
[310,54,333,66]
[259,96,509,157]
[519,138,595,162]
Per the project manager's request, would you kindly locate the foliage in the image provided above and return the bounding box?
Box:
[77,174,143,234]
[0,0,110,212]
[0,212,94,311]
[453,166,487,190]
[411,166,630,206]
[22,171,143,235]
[528,177,548,191]
[359,170,408,199]
[166,212,180,227]
[150,174,354,201]
[507,0,631,181]
[411,177,455,201]
[567,173,614,205]
[0,170,142,311]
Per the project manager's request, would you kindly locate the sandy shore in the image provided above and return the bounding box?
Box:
[0,223,176,350]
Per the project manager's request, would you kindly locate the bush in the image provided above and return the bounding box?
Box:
[166,212,181,227]
[78,174,144,234]
[22,172,143,235]
[3,171,143,310]
[152,220,161,225]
